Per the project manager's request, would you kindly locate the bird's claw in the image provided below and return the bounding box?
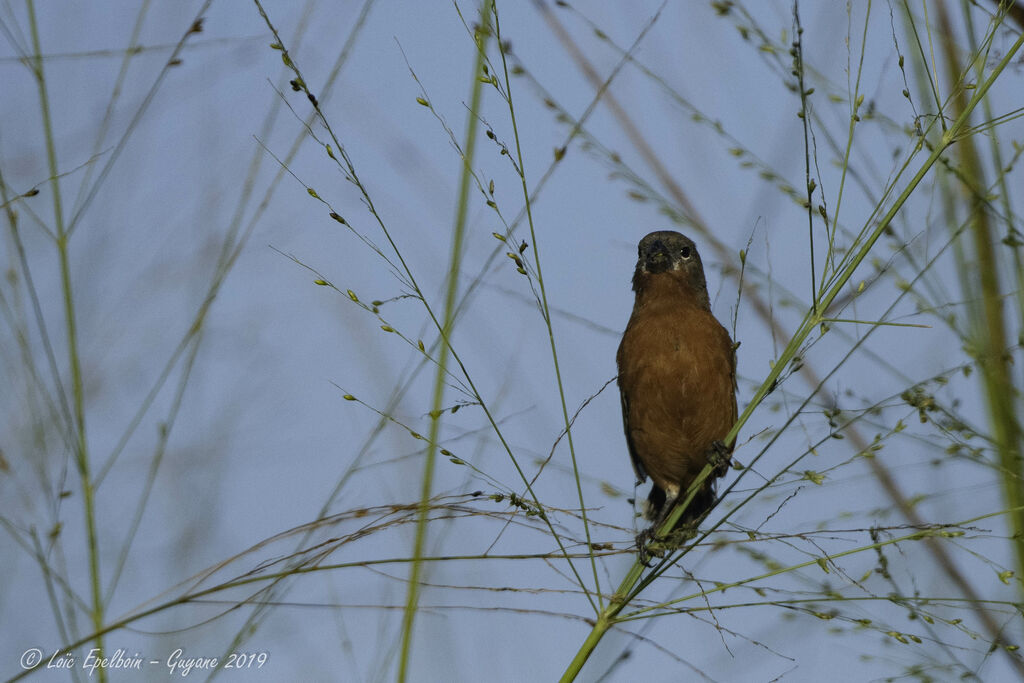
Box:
[707,440,731,477]
[636,524,699,565]
[636,527,665,567]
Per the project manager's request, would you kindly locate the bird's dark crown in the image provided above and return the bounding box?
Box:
[631,230,710,308]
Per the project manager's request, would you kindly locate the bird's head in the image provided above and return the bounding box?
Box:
[631,230,710,308]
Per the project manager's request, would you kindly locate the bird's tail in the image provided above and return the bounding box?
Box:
[643,483,717,529]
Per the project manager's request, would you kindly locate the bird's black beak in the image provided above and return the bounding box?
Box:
[643,239,671,274]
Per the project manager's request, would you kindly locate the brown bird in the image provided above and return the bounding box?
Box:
[616,231,737,547]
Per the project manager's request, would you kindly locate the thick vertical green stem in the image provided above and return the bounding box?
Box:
[938,1,1024,586]
[559,614,613,682]
[26,1,106,676]
[396,2,491,680]
[558,490,693,681]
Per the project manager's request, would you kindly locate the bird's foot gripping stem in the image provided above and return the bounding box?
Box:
[635,527,666,567]
[707,440,731,477]
[636,523,697,566]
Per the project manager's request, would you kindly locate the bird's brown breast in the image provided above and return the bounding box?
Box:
[617,299,736,492]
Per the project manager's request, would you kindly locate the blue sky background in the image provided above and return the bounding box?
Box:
[2,1,1023,680]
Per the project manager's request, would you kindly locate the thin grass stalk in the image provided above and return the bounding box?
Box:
[559,25,1024,679]
[397,2,492,679]
[65,1,213,237]
[25,1,106,675]
[824,0,872,289]
[903,0,945,122]
[68,0,151,218]
[490,3,603,607]
[792,5,817,308]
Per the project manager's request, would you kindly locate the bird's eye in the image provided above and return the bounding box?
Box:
[680,246,692,259]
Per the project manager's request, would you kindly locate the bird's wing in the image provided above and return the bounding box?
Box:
[619,390,647,484]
